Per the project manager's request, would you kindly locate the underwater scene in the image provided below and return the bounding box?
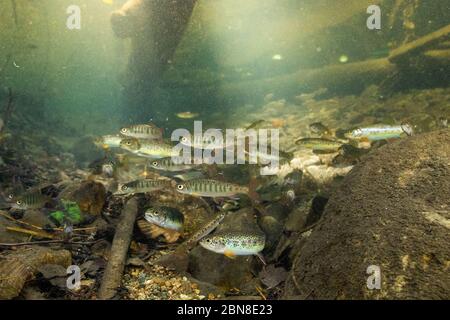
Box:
[0,0,449,301]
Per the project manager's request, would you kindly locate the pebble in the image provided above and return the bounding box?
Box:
[122,250,216,300]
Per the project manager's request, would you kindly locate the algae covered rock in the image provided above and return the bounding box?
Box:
[284,129,450,299]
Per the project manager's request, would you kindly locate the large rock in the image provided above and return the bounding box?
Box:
[284,129,450,299]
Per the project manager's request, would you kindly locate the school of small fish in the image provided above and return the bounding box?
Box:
[4,116,420,261]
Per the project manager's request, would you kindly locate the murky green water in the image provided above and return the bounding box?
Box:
[0,0,449,300]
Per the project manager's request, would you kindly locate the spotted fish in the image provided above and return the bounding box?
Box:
[295,137,342,152]
[149,157,199,172]
[199,231,266,262]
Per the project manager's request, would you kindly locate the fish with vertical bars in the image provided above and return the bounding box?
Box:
[115,179,173,195]
[120,123,163,140]
[120,138,177,158]
[175,179,250,198]
[12,190,51,210]
[149,157,200,172]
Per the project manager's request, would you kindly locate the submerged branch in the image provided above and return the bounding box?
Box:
[389,23,450,64]
[0,239,100,247]
[98,197,139,299]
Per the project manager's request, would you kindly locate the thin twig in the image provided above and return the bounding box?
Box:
[0,211,97,233]
[255,285,267,300]
[0,239,101,247]
[6,226,55,239]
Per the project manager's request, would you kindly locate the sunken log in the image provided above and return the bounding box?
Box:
[170,57,397,107]
[284,129,450,299]
[98,197,139,300]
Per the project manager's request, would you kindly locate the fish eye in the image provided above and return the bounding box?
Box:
[152,161,158,166]
[121,185,128,190]
[126,141,132,145]
[120,128,127,133]
[16,200,22,205]
[181,137,188,142]
[153,210,159,216]
[177,184,184,190]
[8,194,13,199]
[206,239,211,243]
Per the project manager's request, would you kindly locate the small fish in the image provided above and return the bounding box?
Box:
[245,146,293,165]
[270,118,285,128]
[199,232,266,260]
[12,190,50,210]
[295,137,342,152]
[345,124,411,141]
[120,123,163,140]
[176,111,199,119]
[120,138,177,158]
[180,211,226,250]
[309,122,332,136]
[179,131,231,150]
[144,205,184,232]
[93,135,122,149]
[115,179,173,195]
[246,120,270,130]
[176,179,249,198]
[149,157,199,172]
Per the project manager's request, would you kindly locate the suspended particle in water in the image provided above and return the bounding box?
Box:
[272,54,283,61]
[339,55,349,63]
